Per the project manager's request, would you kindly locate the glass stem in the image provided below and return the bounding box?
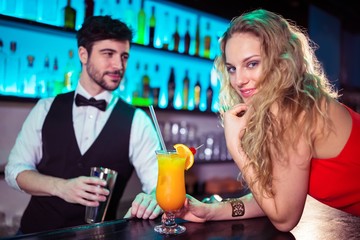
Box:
[164,212,176,227]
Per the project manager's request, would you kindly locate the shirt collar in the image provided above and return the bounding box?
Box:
[75,83,114,105]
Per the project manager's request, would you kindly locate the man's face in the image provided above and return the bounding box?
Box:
[80,39,130,93]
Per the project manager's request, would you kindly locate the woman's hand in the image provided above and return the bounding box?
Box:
[223,104,251,161]
[173,195,210,222]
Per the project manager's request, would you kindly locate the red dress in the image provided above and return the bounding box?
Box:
[309,105,360,216]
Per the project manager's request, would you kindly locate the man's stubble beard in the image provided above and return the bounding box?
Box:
[86,62,123,91]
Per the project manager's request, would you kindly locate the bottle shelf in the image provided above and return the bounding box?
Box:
[0,94,39,103]
[0,14,76,35]
[0,0,231,113]
[0,14,218,62]
[0,14,221,113]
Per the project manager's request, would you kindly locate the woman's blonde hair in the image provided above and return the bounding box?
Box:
[216,9,338,197]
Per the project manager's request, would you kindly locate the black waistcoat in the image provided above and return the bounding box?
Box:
[20,91,135,234]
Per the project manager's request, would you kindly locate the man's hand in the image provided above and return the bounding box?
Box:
[17,170,109,207]
[56,176,109,207]
[124,192,162,220]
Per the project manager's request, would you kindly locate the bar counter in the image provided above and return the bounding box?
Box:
[2,196,359,240]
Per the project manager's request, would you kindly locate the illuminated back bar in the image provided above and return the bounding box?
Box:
[0,0,229,112]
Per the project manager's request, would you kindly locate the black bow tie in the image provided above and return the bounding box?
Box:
[75,94,107,111]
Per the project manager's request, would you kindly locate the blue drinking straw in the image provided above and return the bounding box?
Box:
[149,105,167,151]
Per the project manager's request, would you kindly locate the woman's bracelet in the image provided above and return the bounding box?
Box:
[222,198,245,217]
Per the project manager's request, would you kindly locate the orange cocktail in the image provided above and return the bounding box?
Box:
[155,150,186,212]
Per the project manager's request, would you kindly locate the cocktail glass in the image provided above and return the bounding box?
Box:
[154,149,186,235]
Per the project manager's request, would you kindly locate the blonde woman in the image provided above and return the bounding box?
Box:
[175,9,360,231]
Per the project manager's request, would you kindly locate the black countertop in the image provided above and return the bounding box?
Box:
[1,196,359,240]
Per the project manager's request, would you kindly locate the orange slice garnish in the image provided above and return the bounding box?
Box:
[173,143,194,170]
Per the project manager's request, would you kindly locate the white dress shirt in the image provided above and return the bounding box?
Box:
[5,84,160,194]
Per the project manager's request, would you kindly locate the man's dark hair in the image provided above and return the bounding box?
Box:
[76,15,133,55]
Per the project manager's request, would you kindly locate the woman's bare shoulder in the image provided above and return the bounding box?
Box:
[312,99,352,159]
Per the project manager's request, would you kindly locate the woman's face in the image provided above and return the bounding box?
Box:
[225,32,262,104]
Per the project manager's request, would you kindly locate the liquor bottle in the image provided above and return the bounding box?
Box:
[63,49,78,92]
[172,16,180,52]
[136,0,146,45]
[3,0,16,16]
[0,39,6,92]
[22,0,38,21]
[203,22,211,59]
[36,56,51,97]
[149,6,156,47]
[152,87,160,107]
[120,59,135,104]
[156,64,168,109]
[194,16,200,57]
[84,0,94,21]
[63,0,76,30]
[151,65,160,106]
[38,0,59,25]
[124,0,135,30]
[21,55,37,96]
[96,0,112,16]
[117,71,127,99]
[184,19,191,55]
[132,62,141,104]
[162,12,170,50]
[194,76,201,109]
[206,82,214,112]
[112,0,125,21]
[141,64,150,99]
[167,67,176,109]
[182,70,190,110]
[52,57,63,96]
[5,41,20,94]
